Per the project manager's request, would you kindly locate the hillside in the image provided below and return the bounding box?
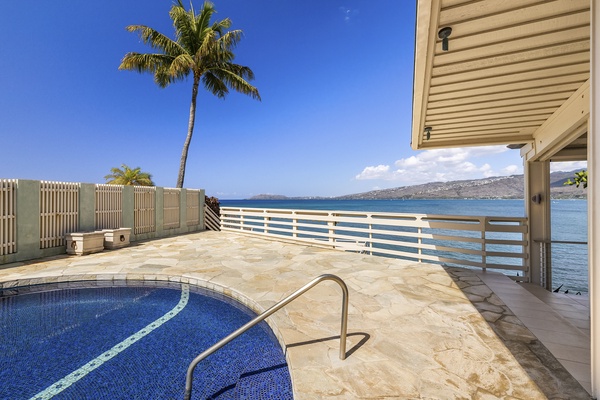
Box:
[250,170,587,200]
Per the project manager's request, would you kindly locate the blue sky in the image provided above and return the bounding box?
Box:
[0,1,585,199]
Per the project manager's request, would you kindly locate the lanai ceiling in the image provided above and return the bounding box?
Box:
[411,0,591,161]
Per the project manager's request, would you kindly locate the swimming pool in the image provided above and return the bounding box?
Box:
[0,281,293,399]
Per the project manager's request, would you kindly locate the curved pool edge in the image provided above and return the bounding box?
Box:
[0,271,303,397]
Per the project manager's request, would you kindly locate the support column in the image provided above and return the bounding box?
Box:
[524,160,551,289]
[589,0,598,396]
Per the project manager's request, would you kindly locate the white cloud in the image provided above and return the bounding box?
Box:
[502,164,520,175]
[339,6,358,22]
[356,146,523,184]
[550,161,587,172]
[355,164,390,180]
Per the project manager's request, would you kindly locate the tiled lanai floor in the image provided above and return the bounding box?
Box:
[477,273,591,394]
[0,231,592,399]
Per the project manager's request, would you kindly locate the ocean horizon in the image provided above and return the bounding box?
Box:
[221,198,589,293]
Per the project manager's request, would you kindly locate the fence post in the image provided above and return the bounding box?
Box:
[122,186,135,234]
[79,183,95,232]
[155,187,164,237]
[198,190,205,230]
[179,189,187,232]
[15,180,41,260]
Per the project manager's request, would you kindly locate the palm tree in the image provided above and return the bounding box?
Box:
[119,0,260,188]
[104,164,155,186]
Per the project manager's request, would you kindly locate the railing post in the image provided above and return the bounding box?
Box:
[417,226,423,262]
[293,212,298,238]
[481,218,487,273]
[539,240,547,288]
[264,214,270,234]
[328,213,336,245]
[369,223,373,255]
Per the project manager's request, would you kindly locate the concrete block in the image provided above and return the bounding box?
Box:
[66,231,105,255]
[102,228,132,250]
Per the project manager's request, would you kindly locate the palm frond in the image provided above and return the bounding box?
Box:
[125,25,184,57]
[202,72,229,98]
[170,6,195,51]
[169,54,195,77]
[119,53,174,74]
[211,17,232,37]
[154,67,171,88]
[197,28,219,59]
[213,66,260,100]
[215,24,238,47]
[196,2,217,34]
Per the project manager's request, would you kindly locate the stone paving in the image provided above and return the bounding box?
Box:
[0,231,589,399]
[445,267,590,399]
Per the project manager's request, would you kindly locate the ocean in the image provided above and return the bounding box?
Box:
[220,199,589,293]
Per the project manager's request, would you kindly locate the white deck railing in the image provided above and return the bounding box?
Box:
[221,207,529,281]
[0,179,17,256]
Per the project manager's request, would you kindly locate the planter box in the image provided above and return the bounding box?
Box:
[102,228,132,250]
[66,231,105,256]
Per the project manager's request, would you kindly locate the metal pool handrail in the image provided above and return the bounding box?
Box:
[184,274,349,400]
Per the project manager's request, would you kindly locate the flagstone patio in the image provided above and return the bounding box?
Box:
[0,231,591,399]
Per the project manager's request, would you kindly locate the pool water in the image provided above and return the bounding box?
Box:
[0,281,293,399]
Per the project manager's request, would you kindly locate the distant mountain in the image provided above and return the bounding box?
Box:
[248,194,290,200]
[249,170,587,200]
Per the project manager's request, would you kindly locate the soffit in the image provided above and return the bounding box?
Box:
[411,0,591,151]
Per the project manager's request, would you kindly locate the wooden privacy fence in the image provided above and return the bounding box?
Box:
[186,190,201,226]
[134,187,156,235]
[221,207,530,281]
[39,181,80,249]
[0,180,205,265]
[0,180,17,256]
[95,184,123,230]
[163,189,181,229]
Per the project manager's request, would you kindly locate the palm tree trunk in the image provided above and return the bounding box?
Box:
[177,74,200,188]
